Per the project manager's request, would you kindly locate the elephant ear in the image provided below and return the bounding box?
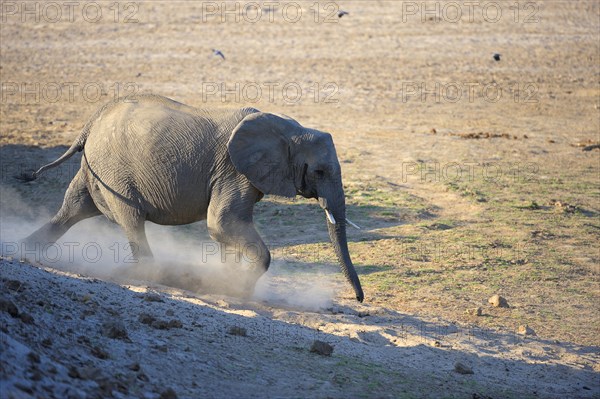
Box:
[228,112,297,198]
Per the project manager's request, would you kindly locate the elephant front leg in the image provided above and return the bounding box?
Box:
[207,219,271,298]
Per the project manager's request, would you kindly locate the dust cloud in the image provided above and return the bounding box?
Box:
[0,184,337,311]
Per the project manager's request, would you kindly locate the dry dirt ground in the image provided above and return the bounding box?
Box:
[1,1,599,398]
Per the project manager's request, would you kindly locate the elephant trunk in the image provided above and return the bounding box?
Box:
[319,195,364,302]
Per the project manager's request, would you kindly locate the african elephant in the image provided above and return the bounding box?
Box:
[21,94,364,302]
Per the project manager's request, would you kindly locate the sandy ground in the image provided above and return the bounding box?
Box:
[1,1,599,398]
[1,259,599,399]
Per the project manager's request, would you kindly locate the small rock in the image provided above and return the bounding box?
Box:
[128,363,141,372]
[143,293,164,302]
[0,299,19,317]
[137,372,149,382]
[27,351,40,363]
[20,312,35,324]
[167,319,183,329]
[101,320,129,340]
[517,325,536,336]
[165,309,175,316]
[454,362,474,374]
[151,319,170,330]
[227,326,247,337]
[68,365,82,379]
[14,382,34,394]
[159,388,178,399]
[41,338,52,348]
[91,346,109,360]
[310,340,334,356]
[466,307,483,316]
[30,370,43,381]
[139,313,156,325]
[154,344,168,353]
[5,279,25,292]
[488,295,509,308]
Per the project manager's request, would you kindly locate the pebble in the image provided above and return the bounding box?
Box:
[5,279,25,292]
[488,295,509,308]
[454,362,474,374]
[159,388,178,399]
[227,326,247,337]
[19,312,35,324]
[14,382,34,394]
[0,299,19,317]
[68,365,82,379]
[310,340,334,356]
[168,319,183,329]
[466,307,483,316]
[517,325,536,336]
[128,362,141,372]
[91,346,109,359]
[101,320,129,340]
[143,293,164,302]
[139,313,156,325]
[27,351,40,363]
[151,320,170,330]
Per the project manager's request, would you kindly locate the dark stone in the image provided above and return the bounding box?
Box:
[310,340,334,356]
[27,351,40,363]
[167,319,183,329]
[139,313,156,325]
[454,362,474,375]
[0,299,19,317]
[128,363,141,372]
[227,326,247,337]
[143,293,164,302]
[151,319,169,330]
[5,279,25,292]
[20,313,35,324]
[101,320,129,340]
[159,388,178,399]
[91,346,109,360]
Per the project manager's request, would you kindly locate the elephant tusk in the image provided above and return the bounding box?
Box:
[346,218,361,230]
[325,209,336,225]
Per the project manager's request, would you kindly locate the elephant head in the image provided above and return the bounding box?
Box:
[228,112,364,302]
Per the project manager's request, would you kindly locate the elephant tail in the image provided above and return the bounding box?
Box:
[15,127,91,182]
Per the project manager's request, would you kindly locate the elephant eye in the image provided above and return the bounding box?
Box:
[314,169,325,178]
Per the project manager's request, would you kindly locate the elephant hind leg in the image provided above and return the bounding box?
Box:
[22,170,101,259]
[121,219,153,261]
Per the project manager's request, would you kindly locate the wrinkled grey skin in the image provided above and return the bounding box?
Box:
[23,94,364,302]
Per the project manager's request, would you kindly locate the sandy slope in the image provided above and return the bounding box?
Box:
[1,258,598,398]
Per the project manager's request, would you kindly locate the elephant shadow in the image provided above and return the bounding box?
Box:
[254,196,437,249]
